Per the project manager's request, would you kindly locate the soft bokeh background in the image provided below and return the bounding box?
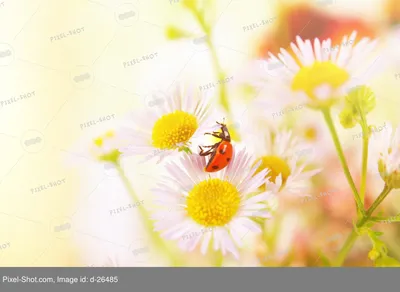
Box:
[1,0,400,266]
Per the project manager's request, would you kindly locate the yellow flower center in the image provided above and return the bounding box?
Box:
[291,61,350,99]
[254,155,291,184]
[186,178,241,227]
[151,110,198,149]
[304,126,318,142]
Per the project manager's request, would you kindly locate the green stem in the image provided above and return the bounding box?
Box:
[333,185,392,266]
[333,229,358,267]
[206,37,229,113]
[360,129,369,206]
[321,108,365,215]
[115,163,184,266]
[189,5,229,114]
[188,6,240,140]
[205,37,244,142]
[359,110,370,207]
[365,185,392,217]
[214,251,224,267]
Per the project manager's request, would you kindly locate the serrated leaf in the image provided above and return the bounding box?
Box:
[379,214,400,223]
[367,230,388,258]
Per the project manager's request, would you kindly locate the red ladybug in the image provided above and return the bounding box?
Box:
[199,121,233,172]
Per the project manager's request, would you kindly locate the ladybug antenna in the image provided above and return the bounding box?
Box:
[216,118,226,126]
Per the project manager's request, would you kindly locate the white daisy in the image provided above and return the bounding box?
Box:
[369,123,400,188]
[379,24,400,74]
[290,113,333,161]
[246,130,321,198]
[151,147,274,259]
[118,84,215,163]
[245,31,379,110]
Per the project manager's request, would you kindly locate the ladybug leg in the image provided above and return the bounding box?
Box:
[216,120,225,126]
[199,147,214,156]
[204,131,219,136]
[198,143,219,156]
[204,132,224,139]
[202,143,219,149]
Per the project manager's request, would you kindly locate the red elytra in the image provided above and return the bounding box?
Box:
[199,121,233,173]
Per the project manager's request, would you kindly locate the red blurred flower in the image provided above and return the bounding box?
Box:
[258,3,377,58]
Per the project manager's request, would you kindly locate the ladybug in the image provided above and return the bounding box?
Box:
[199,121,233,172]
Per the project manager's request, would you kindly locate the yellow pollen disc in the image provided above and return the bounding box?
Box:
[304,127,318,142]
[254,155,291,185]
[186,178,240,227]
[151,110,198,149]
[291,61,350,99]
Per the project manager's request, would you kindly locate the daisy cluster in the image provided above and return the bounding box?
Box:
[89,31,400,260]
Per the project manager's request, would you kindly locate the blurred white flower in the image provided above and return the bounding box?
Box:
[247,130,321,198]
[369,123,400,188]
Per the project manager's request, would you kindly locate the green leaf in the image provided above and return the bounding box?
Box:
[377,214,400,223]
[316,249,331,267]
[375,255,400,267]
[165,26,194,40]
[179,146,193,154]
[364,221,375,229]
[367,229,391,265]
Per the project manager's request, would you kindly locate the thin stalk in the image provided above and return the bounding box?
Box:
[321,108,365,215]
[333,229,358,267]
[333,185,392,266]
[365,185,392,218]
[206,37,229,113]
[115,163,184,266]
[188,6,240,139]
[214,251,224,267]
[360,127,369,206]
[358,107,369,207]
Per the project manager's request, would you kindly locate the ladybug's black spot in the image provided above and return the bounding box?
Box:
[219,149,225,154]
[226,158,231,162]
[212,165,219,170]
